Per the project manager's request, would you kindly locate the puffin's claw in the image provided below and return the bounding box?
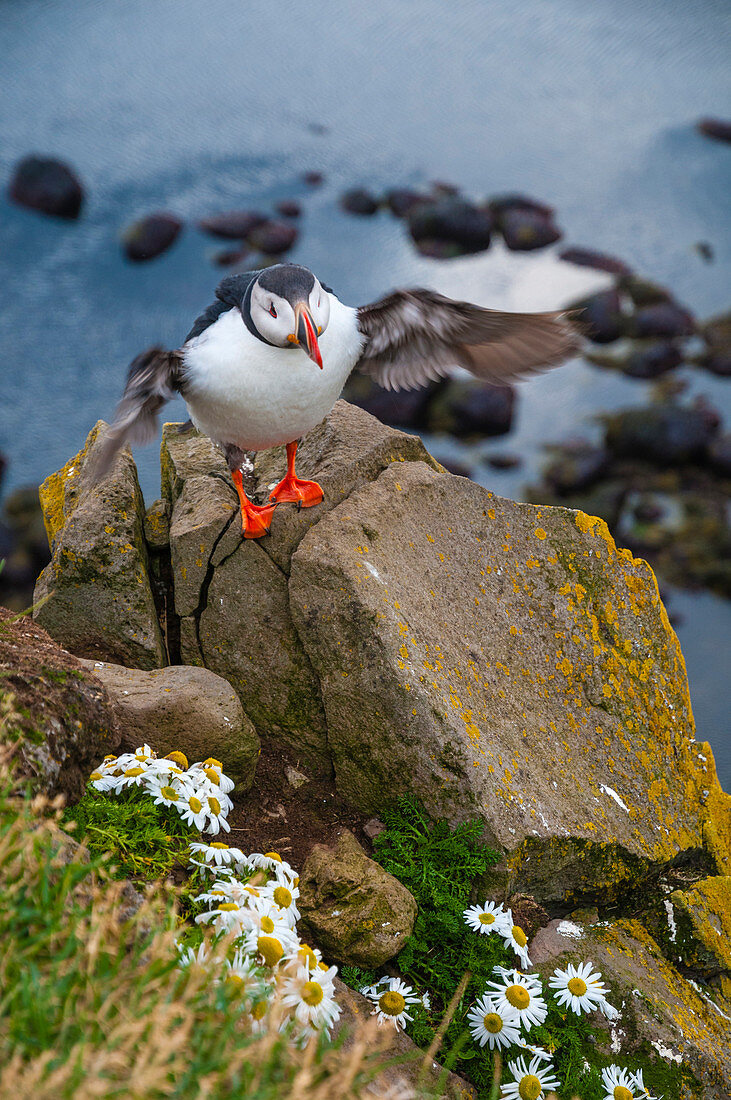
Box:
[269,475,324,509]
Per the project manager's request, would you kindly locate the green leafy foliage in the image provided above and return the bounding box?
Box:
[63,784,196,880]
[366,797,610,1099]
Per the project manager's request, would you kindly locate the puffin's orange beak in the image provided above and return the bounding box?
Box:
[293,302,323,368]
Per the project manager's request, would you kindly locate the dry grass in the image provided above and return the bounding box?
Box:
[0,736,423,1100]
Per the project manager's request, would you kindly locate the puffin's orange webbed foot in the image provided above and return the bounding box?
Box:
[269,475,324,508]
[240,500,277,539]
[268,440,324,509]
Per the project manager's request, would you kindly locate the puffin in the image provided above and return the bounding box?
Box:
[95,263,580,538]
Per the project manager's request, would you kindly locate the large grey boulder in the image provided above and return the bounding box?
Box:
[34,421,166,669]
[288,458,730,901]
[78,659,259,792]
[298,829,417,967]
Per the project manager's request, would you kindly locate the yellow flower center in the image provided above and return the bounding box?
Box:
[218,902,239,911]
[245,886,260,896]
[273,886,292,908]
[260,916,275,934]
[302,981,324,1006]
[188,796,202,813]
[512,925,527,947]
[299,945,317,968]
[505,984,531,1010]
[251,1000,268,1020]
[264,851,282,862]
[103,755,117,761]
[318,961,328,971]
[479,912,496,925]
[166,751,189,768]
[483,1012,503,1033]
[257,936,284,967]
[613,1089,633,1100]
[208,796,222,815]
[518,1075,542,1100]
[204,758,222,769]
[378,991,406,1016]
[204,768,220,785]
[89,772,102,781]
[124,766,145,777]
[211,841,229,849]
[160,786,178,801]
[226,974,245,990]
[568,977,588,997]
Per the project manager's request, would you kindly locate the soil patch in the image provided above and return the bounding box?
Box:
[227,736,373,870]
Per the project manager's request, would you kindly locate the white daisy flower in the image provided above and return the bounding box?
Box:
[249,851,297,884]
[519,1043,554,1063]
[221,950,269,999]
[281,963,340,1032]
[164,750,190,770]
[133,743,156,761]
[602,1064,640,1100]
[631,1069,662,1099]
[420,991,431,1011]
[486,967,547,1031]
[292,942,323,972]
[466,994,522,1050]
[362,976,420,1030]
[549,961,616,1016]
[202,792,231,835]
[188,840,249,869]
[179,791,208,830]
[177,940,213,969]
[195,901,249,935]
[265,881,301,928]
[500,1055,561,1099]
[498,914,532,968]
[194,758,236,795]
[109,763,151,794]
[463,900,510,935]
[239,925,301,968]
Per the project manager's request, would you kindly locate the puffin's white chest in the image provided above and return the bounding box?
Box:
[182,294,364,451]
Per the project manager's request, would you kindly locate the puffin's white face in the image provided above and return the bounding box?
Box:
[249,273,330,365]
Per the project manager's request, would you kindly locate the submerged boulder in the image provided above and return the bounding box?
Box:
[34,422,166,669]
[9,155,84,219]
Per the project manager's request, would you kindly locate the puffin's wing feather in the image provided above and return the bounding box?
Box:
[88,347,183,482]
[356,288,580,392]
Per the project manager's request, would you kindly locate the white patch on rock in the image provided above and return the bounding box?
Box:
[364,561,381,580]
[556,920,584,939]
[610,1026,625,1053]
[652,1039,683,1064]
[663,899,677,943]
[599,783,629,812]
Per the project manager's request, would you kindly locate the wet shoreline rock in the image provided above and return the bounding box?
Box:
[9,155,84,219]
[122,212,183,262]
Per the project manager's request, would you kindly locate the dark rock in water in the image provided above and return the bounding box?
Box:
[605,404,719,465]
[340,187,380,215]
[198,209,268,239]
[303,170,324,186]
[122,212,183,262]
[620,275,674,307]
[407,197,492,255]
[212,245,250,267]
[487,452,522,470]
[346,377,436,429]
[707,434,731,477]
[621,341,682,379]
[0,451,6,490]
[0,484,52,612]
[412,238,465,259]
[559,247,632,276]
[573,288,626,344]
[498,207,562,251]
[632,302,695,339]
[9,155,84,219]
[543,441,609,493]
[246,220,298,255]
[694,241,714,263]
[430,180,460,197]
[697,117,731,144]
[438,457,473,477]
[428,379,515,437]
[617,491,685,552]
[699,311,731,376]
[487,193,554,218]
[276,199,301,218]
[384,188,425,218]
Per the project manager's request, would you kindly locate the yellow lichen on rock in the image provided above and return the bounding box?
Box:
[671,875,731,973]
[39,420,104,545]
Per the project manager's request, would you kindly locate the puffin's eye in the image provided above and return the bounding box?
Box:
[269,304,277,318]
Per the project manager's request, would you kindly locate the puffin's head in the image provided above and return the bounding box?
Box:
[249,264,330,367]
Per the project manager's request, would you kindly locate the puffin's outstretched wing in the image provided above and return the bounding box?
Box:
[355,288,580,392]
[88,346,184,482]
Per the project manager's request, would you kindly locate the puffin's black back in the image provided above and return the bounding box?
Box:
[184,270,263,343]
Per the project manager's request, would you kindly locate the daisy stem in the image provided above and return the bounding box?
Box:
[417,969,471,1089]
[489,1050,502,1100]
